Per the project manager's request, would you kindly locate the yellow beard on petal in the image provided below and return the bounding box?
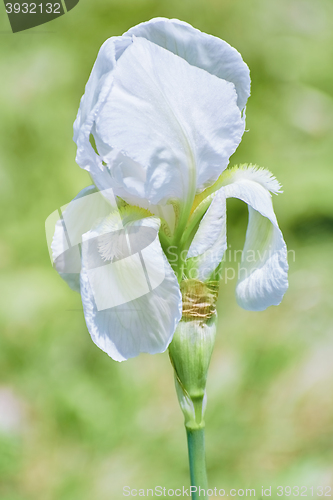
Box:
[97,205,152,262]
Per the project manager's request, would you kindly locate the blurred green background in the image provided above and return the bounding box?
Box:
[0,0,333,498]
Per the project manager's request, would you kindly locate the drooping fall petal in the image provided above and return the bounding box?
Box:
[49,186,116,291]
[224,166,288,310]
[80,216,182,361]
[187,189,227,281]
[185,166,288,310]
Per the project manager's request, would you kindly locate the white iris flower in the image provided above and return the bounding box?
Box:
[49,18,288,362]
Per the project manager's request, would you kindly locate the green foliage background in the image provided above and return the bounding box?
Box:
[0,0,333,498]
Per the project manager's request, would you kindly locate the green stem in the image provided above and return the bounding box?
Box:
[186,427,208,500]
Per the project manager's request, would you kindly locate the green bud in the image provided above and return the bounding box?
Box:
[169,280,218,430]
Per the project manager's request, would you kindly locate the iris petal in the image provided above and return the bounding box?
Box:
[50,186,116,291]
[80,216,182,361]
[125,17,250,111]
[223,167,288,310]
[95,36,244,206]
[187,189,227,281]
[185,166,288,310]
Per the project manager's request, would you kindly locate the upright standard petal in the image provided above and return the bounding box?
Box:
[124,18,250,111]
[73,36,132,173]
[222,166,288,311]
[80,216,182,361]
[95,36,244,206]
